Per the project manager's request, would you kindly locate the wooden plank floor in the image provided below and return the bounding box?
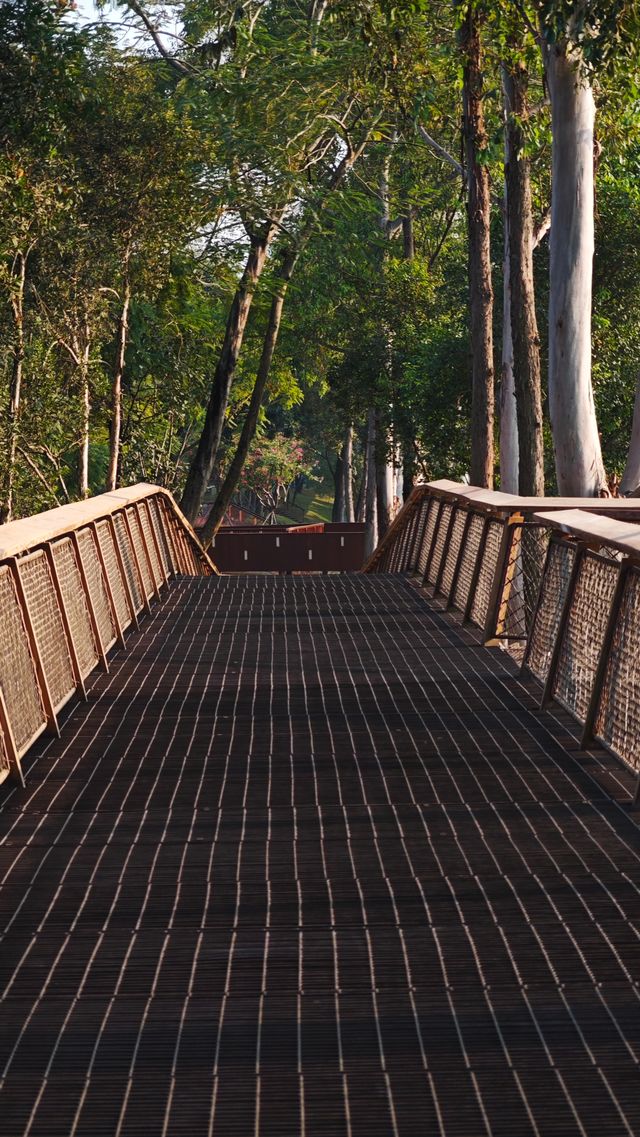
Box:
[1,574,640,1137]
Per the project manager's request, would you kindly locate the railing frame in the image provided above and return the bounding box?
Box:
[0,484,216,786]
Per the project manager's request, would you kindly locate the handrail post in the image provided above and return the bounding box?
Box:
[107,515,140,628]
[580,558,630,751]
[483,512,523,644]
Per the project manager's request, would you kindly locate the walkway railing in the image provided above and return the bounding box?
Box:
[364,480,640,795]
[0,485,215,787]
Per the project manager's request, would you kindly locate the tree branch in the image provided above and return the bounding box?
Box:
[125,0,194,76]
[417,124,465,180]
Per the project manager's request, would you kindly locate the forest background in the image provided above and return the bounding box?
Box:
[2,0,640,551]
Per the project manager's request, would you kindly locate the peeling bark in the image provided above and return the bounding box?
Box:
[545,43,606,495]
[503,61,544,496]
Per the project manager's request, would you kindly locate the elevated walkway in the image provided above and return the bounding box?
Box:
[2,572,640,1135]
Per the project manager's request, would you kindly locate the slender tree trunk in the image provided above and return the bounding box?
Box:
[107,272,131,492]
[545,43,606,495]
[200,249,296,544]
[356,433,367,523]
[180,232,273,521]
[331,450,344,523]
[364,409,378,558]
[460,4,495,487]
[375,413,394,539]
[620,372,640,495]
[343,426,354,522]
[78,324,91,499]
[503,61,544,496]
[1,251,27,523]
[500,214,519,493]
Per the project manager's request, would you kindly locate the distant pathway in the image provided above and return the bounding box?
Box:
[1,575,639,1136]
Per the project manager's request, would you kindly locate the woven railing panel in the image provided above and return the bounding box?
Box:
[427,502,452,586]
[113,513,144,611]
[126,507,154,598]
[526,541,576,682]
[470,519,503,627]
[440,507,466,597]
[554,553,619,721]
[595,569,640,773]
[416,499,437,577]
[77,527,118,648]
[0,730,9,778]
[394,515,410,572]
[0,566,45,752]
[407,499,428,572]
[51,538,98,679]
[148,497,175,576]
[94,521,131,631]
[138,501,164,586]
[18,552,75,710]
[156,498,182,574]
[453,512,484,612]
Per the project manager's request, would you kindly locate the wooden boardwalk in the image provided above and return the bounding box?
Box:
[1,574,639,1136]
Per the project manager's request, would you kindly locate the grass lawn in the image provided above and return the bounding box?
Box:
[276,480,333,525]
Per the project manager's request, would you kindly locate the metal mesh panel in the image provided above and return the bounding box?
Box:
[0,565,45,752]
[501,526,550,641]
[113,513,144,611]
[554,552,619,721]
[51,538,99,679]
[407,499,428,573]
[138,501,164,586]
[148,497,175,577]
[427,503,452,586]
[417,499,437,577]
[94,520,131,631]
[439,508,466,597]
[18,552,75,710]
[156,498,182,573]
[526,541,576,682]
[470,519,503,627]
[126,507,154,598]
[77,527,118,648]
[453,512,484,612]
[595,568,640,774]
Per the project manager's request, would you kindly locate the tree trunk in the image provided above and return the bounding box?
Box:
[364,409,378,558]
[355,434,367,523]
[180,233,272,522]
[107,273,131,492]
[1,251,27,523]
[503,61,544,496]
[500,212,519,493]
[331,450,344,523]
[460,4,495,488]
[200,250,296,545]
[545,43,606,495]
[343,426,354,522]
[78,326,91,499]
[620,373,640,495]
[375,416,394,539]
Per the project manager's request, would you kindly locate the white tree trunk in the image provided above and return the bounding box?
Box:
[546,45,606,495]
[621,373,640,495]
[343,426,355,521]
[364,408,378,558]
[500,215,519,493]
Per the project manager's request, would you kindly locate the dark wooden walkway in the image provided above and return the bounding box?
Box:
[1,575,640,1137]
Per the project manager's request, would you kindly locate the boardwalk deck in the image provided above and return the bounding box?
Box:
[1,574,639,1137]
